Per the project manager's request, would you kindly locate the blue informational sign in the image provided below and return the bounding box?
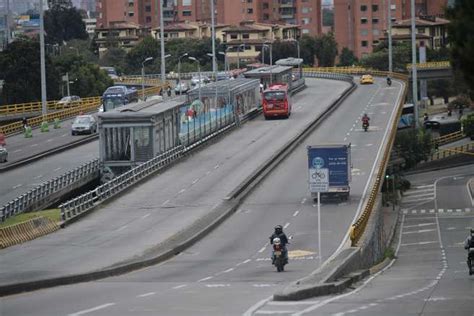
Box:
[307,145,350,187]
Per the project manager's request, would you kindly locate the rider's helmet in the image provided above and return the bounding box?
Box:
[273,237,281,245]
[274,225,283,234]
[471,229,474,236]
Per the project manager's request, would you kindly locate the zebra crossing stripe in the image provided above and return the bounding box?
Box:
[420,209,426,214]
[405,208,472,215]
[439,209,444,213]
[429,209,435,213]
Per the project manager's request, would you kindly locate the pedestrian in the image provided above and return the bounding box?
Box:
[423,113,429,122]
[22,117,28,130]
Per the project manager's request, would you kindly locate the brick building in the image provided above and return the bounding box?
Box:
[334,0,448,59]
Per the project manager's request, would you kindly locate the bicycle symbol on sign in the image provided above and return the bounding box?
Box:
[312,170,326,180]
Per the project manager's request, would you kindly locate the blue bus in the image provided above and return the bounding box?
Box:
[101,86,139,112]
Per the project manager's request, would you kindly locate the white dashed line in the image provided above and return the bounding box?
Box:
[141,213,151,219]
[237,259,251,266]
[283,222,290,229]
[258,246,267,253]
[214,164,219,169]
[68,303,116,316]
[293,210,299,217]
[222,268,234,273]
[53,167,62,172]
[34,174,44,179]
[62,133,68,137]
[179,189,186,194]
[172,284,188,289]
[46,139,53,142]
[192,178,199,184]
[137,292,155,298]
[13,149,22,153]
[12,184,23,189]
[31,144,38,147]
[301,198,306,204]
[162,200,170,206]
[198,276,213,282]
[116,225,128,232]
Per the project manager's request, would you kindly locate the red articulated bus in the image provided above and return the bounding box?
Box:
[262,83,291,119]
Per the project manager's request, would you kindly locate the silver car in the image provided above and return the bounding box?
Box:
[0,146,7,163]
[71,115,97,135]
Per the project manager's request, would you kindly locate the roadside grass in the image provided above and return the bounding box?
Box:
[0,209,61,229]
[384,246,396,260]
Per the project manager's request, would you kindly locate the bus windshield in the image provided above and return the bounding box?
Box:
[103,97,125,111]
[264,91,286,101]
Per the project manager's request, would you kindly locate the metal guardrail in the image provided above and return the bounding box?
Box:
[349,72,409,246]
[60,147,183,223]
[426,142,474,161]
[406,61,451,70]
[0,159,100,222]
[431,130,465,146]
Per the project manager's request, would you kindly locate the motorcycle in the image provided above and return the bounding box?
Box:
[362,121,369,132]
[387,77,392,86]
[468,250,474,275]
[272,238,287,272]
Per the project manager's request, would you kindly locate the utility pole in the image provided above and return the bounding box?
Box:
[5,0,9,44]
[388,0,393,73]
[160,0,166,84]
[210,0,217,79]
[410,0,419,127]
[39,0,47,117]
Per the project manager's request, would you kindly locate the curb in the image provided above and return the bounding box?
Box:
[0,81,354,297]
[0,217,60,249]
[0,134,98,172]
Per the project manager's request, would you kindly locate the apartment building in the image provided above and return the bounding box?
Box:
[334,0,447,59]
[97,1,321,36]
[95,21,147,56]
[152,21,228,41]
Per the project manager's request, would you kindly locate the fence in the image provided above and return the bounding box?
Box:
[1,159,100,222]
[350,72,409,246]
[431,130,465,147]
[426,142,474,162]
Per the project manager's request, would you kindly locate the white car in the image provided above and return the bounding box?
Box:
[57,95,81,107]
[174,82,190,94]
[71,115,97,135]
[191,76,209,86]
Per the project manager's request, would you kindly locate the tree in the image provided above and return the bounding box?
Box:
[394,128,432,169]
[270,40,297,64]
[299,34,317,66]
[44,2,88,44]
[446,1,474,90]
[0,39,60,105]
[315,32,338,67]
[99,48,127,74]
[125,36,161,74]
[338,47,358,66]
[360,42,411,71]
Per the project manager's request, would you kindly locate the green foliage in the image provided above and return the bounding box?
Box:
[447,1,474,90]
[62,39,98,64]
[270,40,298,64]
[338,47,358,66]
[44,3,88,44]
[315,32,338,67]
[125,36,161,74]
[299,34,317,66]
[360,42,411,71]
[448,95,471,110]
[428,79,454,104]
[0,39,61,104]
[54,54,113,97]
[99,48,128,74]
[322,8,334,27]
[462,113,474,139]
[395,129,433,169]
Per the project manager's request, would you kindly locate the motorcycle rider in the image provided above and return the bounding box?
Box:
[362,113,370,127]
[270,225,289,264]
[464,229,474,275]
[386,76,392,86]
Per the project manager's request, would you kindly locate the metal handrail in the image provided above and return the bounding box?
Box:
[0,159,100,222]
[431,130,465,146]
[427,142,474,161]
[349,72,409,246]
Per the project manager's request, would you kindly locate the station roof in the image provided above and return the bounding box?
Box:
[275,57,303,66]
[187,78,260,98]
[244,65,293,76]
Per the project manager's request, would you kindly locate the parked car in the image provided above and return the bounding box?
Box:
[174,82,190,94]
[0,146,7,163]
[216,72,231,81]
[71,115,97,135]
[191,76,209,86]
[360,74,374,85]
[57,95,81,107]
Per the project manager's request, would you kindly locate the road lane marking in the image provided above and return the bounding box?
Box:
[53,167,62,172]
[172,284,187,289]
[198,276,213,282]
[34,174,44,179]
[255,311,298,314]
[293,210,299,217]
[179,189,186,194]
[12,184,23,189]
[46,139,53,142]
[31,144,38,147]
[116,225,127,232]
[137,292,155,298]
[62,133,68,137]
[268,301,321,306]
[214,164,219,169]
[400,241,437,246]
[141,213,151,219]
[404,223,435,228]
[301,198,306,204]
[162,200,170,206]
[237,259,252,266]
[403,229,436,234]
[283,222,290,229]
[222,268,234,273]
[205,284,230,287]
[13,149,22,153]
[68,303,115,316]
[192,178,199,184]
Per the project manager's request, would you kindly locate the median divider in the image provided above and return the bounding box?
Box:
[0,73,357,297]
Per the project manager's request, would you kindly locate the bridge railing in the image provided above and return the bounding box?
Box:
[349,72,409,246]
[406,61,451,70]
[426,142,474,162]
[431,130,465,147]
[0,159,100,222]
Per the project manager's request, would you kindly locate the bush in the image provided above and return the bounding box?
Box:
[398,178,411,192]
[462,113,474,140]
[448,95,471,110]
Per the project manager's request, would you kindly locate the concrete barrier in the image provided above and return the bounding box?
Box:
[0,217,60,249]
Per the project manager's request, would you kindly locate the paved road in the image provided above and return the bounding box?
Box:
[0,78,405,315]
[255,165,473,315]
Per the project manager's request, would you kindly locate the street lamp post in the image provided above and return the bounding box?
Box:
[178,53,188,95]
[225,47,232,71]
[39,0,47,117]
[141,57,154,100]
[218,51,226,74]
[159,0,166,84]
[210,0,217,79]
[410,0,419,128]
[188,56,201,101]
[262,44,270,65]
[388,0,393,73]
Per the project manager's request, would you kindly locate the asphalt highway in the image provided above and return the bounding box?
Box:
[253,165,474,315]
[0,78,405,315]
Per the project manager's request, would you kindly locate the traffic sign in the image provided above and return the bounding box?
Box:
[309,168,329,192]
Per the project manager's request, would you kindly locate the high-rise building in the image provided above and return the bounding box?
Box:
[96,0,322,36]
[334,0,448,59]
